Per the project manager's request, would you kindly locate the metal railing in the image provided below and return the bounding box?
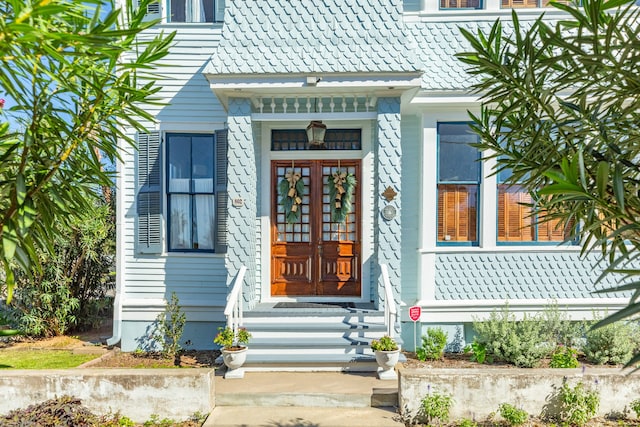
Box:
[224,266,247,333]
[380,264,398,338]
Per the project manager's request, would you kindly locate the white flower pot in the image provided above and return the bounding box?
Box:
[222,346,248,379]
[375,349,399,380]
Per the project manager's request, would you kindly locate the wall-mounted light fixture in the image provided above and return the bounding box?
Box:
[306,120,327,149]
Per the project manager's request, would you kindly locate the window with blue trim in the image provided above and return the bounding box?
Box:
[498,168,570,243]
[167,0,224,23]
[167,133,215,251]
[437,123,480,244]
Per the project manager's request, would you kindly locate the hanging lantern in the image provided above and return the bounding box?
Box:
[306,120,327,149]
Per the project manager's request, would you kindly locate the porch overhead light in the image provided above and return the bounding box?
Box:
[306,120,327,149]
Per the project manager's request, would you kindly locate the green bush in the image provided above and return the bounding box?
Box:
[542,302,587,347]
[4,197,115,337]
[550,345,580,368]
[583,318,638,365]
[498,403,528,426]
[557,381,599,426]
[473,305,553,367]
[630,398,640,418]
[153,292,187,362]
[417,327,448,361]
[420,390,453,426]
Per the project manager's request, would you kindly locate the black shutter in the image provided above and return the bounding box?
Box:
[136,132,163,254]
[215,129,228,254]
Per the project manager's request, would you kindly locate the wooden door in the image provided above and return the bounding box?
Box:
[271,160,361,297]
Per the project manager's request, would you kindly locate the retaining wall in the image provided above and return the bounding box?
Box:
[399,367,640,423]
[0,369,215,423]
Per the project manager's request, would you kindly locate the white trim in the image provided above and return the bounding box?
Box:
[410,298,629,322]
[259,119,374,303]
[107,151,126,347]
[418,245,583,254]
[253,113,377,122]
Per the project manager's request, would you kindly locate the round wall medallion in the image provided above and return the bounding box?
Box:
[381,205,397,221]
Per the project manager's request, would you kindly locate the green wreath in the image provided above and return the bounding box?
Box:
[328,170,357,224]
[278,170,305,224]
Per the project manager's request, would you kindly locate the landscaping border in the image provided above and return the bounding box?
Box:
[0,368,215,422]
[398,367,640,422]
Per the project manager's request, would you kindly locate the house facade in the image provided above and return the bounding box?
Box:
[111,0,627,361]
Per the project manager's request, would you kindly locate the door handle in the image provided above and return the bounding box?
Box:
[317,245,323,256]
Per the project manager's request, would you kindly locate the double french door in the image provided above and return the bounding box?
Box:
[271,159,361,297]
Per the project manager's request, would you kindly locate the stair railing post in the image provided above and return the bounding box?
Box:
[224,266,247,334]
[380,264,397,339]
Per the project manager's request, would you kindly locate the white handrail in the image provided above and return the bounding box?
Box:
[380,264,398,338]
[224,265,247,334]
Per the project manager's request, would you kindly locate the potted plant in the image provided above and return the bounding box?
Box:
[371,335,400,380]
[214,326,251,378]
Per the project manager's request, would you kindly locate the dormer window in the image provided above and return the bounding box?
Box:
[167,0,225,23]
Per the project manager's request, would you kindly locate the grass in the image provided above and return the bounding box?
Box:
[0,349,99,369]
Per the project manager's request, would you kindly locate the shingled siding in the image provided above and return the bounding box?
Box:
[434,251,625,300]
[208,0,418,75]
[119,26,228,351]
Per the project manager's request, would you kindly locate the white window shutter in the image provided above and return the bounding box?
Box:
[136,131,163,254]
[215,129,228,254]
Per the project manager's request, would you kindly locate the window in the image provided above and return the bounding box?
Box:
[441,0,482,9]
[403,0,422,11]
[437,123,480,245]
[167,0,225,23]
[501,0,570,7]
[497,169,570,243]
[167,133,216,251]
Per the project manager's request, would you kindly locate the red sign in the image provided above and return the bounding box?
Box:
[409,306,421,322]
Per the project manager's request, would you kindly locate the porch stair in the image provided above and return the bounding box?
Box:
[239,302,405,371]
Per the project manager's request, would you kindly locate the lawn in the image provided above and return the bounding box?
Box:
[0,349,99,369]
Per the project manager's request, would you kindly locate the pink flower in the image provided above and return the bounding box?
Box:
[0,99,4,108]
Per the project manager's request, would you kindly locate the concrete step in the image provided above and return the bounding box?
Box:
[244,321,388,333]
[249,336,376,348]
[214,371,399,407]
[204,406,404,427]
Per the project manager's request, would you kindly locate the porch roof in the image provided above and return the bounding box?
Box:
[205,0,419,75]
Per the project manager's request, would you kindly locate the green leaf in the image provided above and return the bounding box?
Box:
[596,161,609,199]
[2,224,18,260]
[613,163,625,211]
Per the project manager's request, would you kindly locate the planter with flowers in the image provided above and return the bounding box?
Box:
[371,335,400,380]
[214,326,251,379]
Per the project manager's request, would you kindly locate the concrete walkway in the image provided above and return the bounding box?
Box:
[204,371,405,427]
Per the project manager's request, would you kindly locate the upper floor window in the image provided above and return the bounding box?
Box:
[501,0,570,7]
[497,168,571,243]
[403,0,422,11]
[167,133,216,251]
[441,0,482,9]
[437,123,480,245]
[167,0,225,23]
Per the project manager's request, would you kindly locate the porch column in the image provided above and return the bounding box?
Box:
[226,98,257,308]
[375,97,402,313]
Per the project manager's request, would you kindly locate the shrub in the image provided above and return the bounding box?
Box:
[550,345,580,368]
[420,390,453,426]
[417,327,448,361]
[214,326,252,349]
[0,396,98,426]
[473,305,553,367]
[152,292,186,362]
[630,398,640,418]
[542,301,587,347]
[498,403,528,426]
[557,381,600,426]
[464,341,492,364]
[583,317,638,365]
[457,418,478,427]
[4,197,115,337]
